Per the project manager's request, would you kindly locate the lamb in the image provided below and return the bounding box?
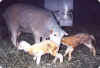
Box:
[61,33,96,61]
[17,40,63,64]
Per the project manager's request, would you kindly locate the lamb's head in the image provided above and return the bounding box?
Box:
[18,41,31,51]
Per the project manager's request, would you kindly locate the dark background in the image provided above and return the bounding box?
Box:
[74,0,100,25]
[0,0,99,24]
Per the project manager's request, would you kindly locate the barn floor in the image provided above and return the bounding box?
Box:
[0,23,100,68]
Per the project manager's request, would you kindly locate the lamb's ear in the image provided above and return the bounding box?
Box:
[47,43,51,48]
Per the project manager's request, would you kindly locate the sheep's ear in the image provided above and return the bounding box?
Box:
[64,32,68,36]
[50,29,53,34]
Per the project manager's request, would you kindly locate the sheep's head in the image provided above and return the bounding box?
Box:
[49,29,68,46]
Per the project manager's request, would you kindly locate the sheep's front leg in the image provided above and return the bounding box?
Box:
[33,31,41,43]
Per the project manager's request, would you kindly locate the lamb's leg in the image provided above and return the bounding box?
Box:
[92,47,96,56]
[35,52,44,65]
[68,48,74,61]
[64,46,73,56]
[84,42,96,56]
[33,56,37,61]
[36,55,42,65]
[53,53,63,63]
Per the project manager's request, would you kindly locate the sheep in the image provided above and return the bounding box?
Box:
[61,33,96,61]
[17,40,63,64]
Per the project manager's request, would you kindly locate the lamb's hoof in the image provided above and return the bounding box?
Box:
[68,58,71,61]
[33,57,37,61]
